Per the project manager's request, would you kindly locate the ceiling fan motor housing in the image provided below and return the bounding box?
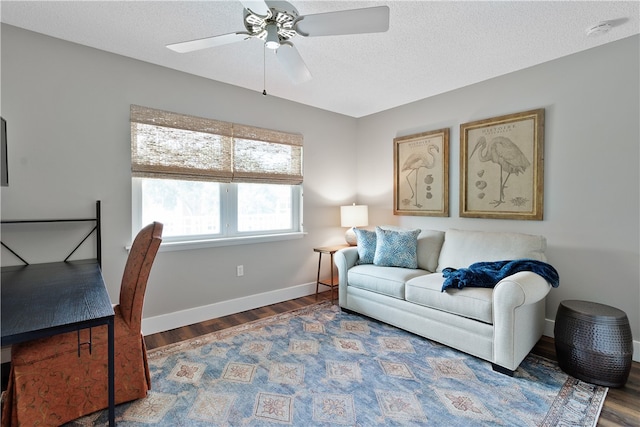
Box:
[244,1,299,48]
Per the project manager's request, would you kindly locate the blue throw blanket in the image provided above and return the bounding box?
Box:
[441,259,559,292]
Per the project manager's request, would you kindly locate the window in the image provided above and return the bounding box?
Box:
[131,105,303,247]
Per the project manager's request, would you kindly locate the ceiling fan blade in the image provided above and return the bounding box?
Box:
[239,0,270,17]
[276,42,312,84]
[294,6,389,37]
[167,32,250,53]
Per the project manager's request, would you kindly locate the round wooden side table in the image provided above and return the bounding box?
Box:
[554,300,632,387]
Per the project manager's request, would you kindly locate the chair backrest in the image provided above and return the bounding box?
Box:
[118,222,163,328]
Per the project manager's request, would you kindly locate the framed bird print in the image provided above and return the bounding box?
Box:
[393,128,449,216]
[460,108,544,220]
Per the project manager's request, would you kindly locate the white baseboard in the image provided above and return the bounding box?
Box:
[544,318,640,363]
[141,282,318,336]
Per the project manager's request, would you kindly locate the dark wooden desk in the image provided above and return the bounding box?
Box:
[1,260,115,426]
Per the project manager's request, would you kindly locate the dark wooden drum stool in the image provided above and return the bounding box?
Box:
[554,300,633,387]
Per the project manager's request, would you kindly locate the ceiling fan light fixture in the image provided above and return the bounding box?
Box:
[265,23,280,49]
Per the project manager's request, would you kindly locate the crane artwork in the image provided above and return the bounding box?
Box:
[402,144,439,207]
[469,136,530,207]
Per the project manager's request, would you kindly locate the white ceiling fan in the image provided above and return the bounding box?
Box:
[166,1,390,85]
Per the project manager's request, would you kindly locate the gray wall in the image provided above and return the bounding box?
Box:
[0,24,358,326]
[356,35,640,346]
[2,25,638,356]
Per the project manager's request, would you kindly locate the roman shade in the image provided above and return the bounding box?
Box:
[131,105,303,185]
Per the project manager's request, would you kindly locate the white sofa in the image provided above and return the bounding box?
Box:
[334,228,555,375]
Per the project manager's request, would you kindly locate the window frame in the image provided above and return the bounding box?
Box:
[130,105,305,249]
[132,179,304,250]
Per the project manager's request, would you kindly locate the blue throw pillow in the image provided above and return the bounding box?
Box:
[373,227,421,268]
[354,228,376,264]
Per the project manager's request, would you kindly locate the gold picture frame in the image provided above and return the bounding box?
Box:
[394,128,449,216]
[460,108,544,220]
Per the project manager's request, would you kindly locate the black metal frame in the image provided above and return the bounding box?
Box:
[1,200,101,266]
[1,201,112,425]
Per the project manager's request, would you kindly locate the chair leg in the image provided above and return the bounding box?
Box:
[1,366,16,427]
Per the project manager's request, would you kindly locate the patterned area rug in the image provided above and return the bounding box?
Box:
[70,302,607,426]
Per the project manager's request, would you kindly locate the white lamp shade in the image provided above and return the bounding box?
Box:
[341,204,368,227]
[341,205,368,245]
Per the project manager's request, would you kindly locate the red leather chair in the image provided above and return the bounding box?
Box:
[2,222,163,426]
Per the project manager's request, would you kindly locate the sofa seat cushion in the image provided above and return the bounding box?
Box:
[405,273,494,324]
[348,265,428,299]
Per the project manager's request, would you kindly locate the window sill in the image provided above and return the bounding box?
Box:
[147,231,307,252]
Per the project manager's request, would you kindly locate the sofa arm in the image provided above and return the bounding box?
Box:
[492,271,552,371]
[493,271,551,308]
[334,247,359,304]
[334,247,358,284]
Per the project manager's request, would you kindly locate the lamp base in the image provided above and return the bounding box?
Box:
[345,228,357,246]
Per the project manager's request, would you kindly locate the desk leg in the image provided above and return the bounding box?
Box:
[108,317,115,426]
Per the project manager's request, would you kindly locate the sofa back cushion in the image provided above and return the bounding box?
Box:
[416,230,445,273]
[436,229,547,272]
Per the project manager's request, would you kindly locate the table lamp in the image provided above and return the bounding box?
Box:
[340,204,369,245]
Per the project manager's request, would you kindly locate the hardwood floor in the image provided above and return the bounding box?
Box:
[145,291,640,426]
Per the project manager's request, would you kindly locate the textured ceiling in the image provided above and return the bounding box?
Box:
[1,1,638,118]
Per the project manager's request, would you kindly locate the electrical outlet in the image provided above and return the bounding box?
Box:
[236,265,244,277]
